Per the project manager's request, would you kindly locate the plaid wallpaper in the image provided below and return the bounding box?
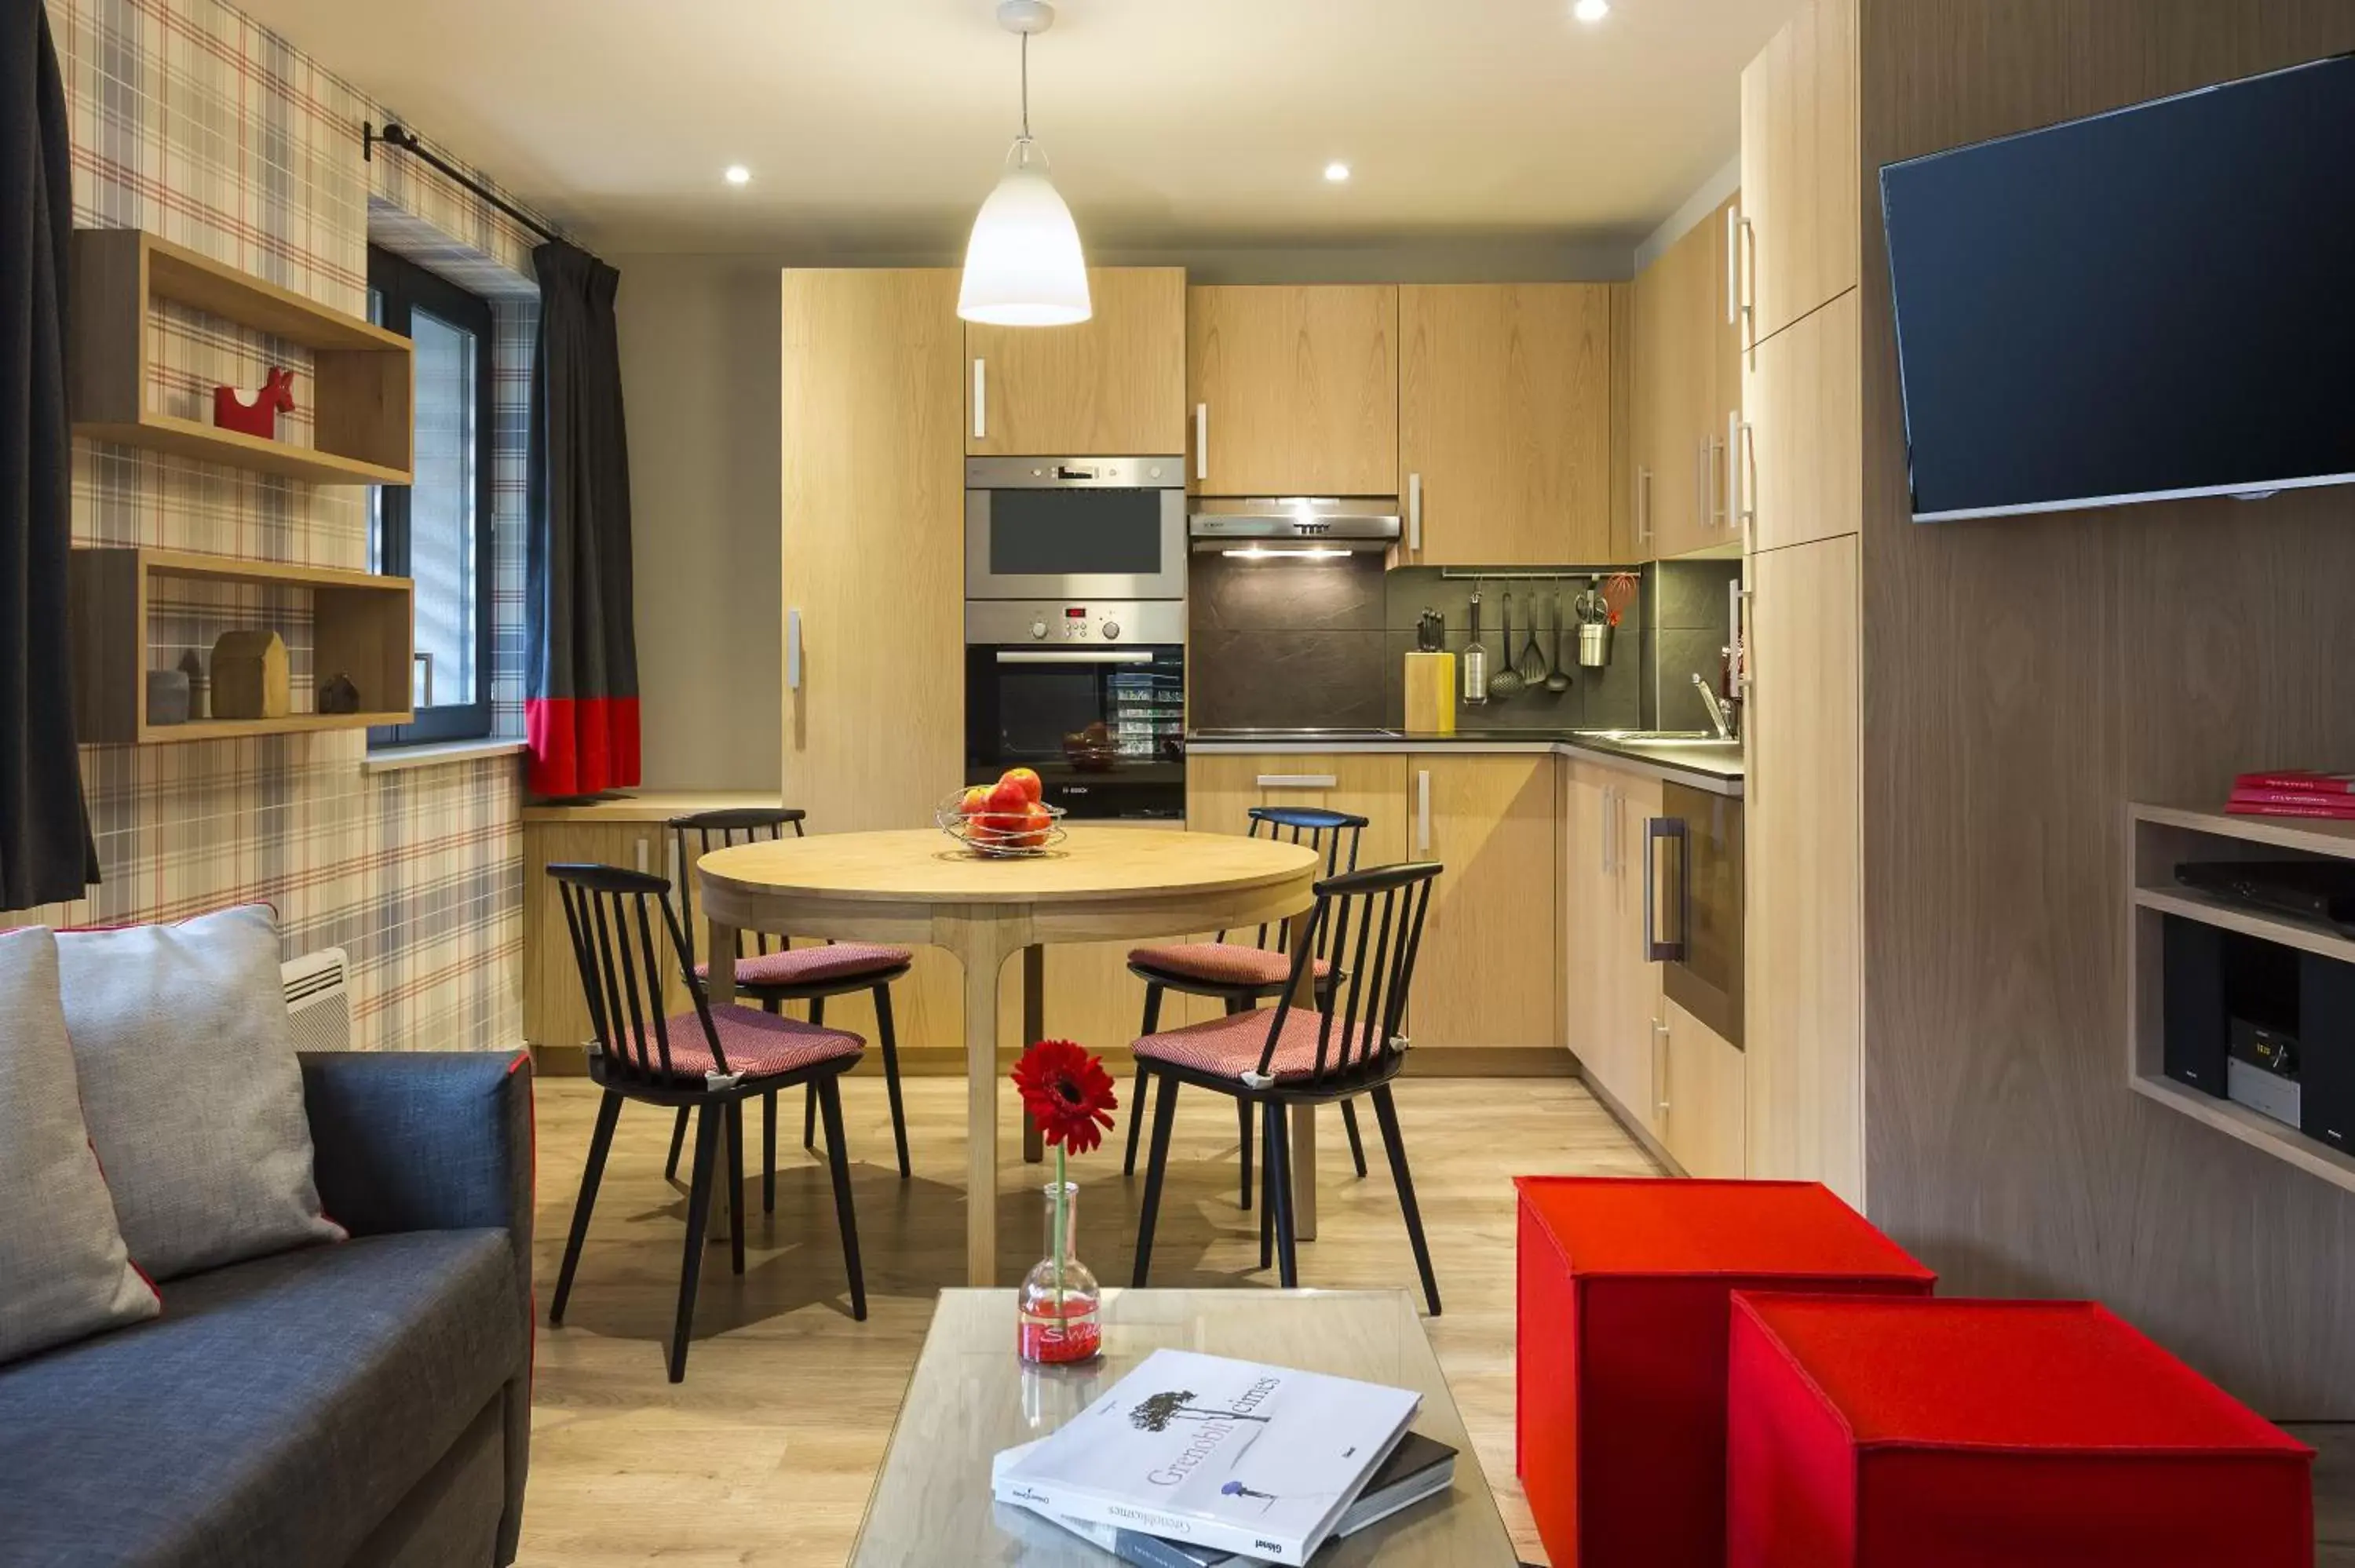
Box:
[13,0,565,1053]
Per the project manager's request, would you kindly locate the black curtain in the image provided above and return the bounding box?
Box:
[0,0,97,909]
[524,240,639,797]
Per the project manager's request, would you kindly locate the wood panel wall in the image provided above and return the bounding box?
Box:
[1857,0,2355,1415]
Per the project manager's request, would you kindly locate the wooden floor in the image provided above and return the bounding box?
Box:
[520,1073,1655,1566]
[518,1074,2355,1566]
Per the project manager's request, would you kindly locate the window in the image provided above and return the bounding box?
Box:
[368,246,494,745]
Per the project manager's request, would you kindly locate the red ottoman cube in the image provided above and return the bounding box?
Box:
[1727,1294,2315,1568]
[1514,1177,1934,1568]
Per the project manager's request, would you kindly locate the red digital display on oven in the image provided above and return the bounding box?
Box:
[1064,607,1087,618]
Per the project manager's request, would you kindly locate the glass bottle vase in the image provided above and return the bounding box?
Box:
[1017,1176,1101,1365]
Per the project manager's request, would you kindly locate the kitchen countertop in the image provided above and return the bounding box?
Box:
[1185,727,1744,797]
[521,790,783,823]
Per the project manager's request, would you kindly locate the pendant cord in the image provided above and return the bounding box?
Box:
[1020,31,1031,141]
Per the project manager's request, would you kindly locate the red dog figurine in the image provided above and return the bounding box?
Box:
[213,366,297,439]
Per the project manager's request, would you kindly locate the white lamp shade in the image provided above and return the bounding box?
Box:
[958,144,1091,326]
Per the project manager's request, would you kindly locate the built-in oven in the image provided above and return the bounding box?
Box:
[966,456,1188,601]
[1650,782,1745,1048]
[964,600,1186,820]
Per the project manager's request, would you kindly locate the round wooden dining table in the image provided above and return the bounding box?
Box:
[695,826,1324,1285]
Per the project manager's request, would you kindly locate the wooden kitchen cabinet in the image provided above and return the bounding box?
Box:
[1562,759,1670,1135]
[1409,753,1561,1057]
[966,267,1186,456]
[1185,751,1412,866]
[1188,285,1397,497]
[1632,195,1744,562]
[1663,997,1747,1178]
[1398,284,1615,567]
[1743,287,1860,551]
[1743,533,1861,1204]
[524,815,685,1059]
[1737,0,1857,350]
[782,267,969,1052]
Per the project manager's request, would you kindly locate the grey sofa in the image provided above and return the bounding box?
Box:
[0,1052,534,1567]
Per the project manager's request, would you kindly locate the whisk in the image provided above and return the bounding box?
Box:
[1601,571,1639,628]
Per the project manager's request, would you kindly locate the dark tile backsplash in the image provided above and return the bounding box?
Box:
[1187,552,1747,735]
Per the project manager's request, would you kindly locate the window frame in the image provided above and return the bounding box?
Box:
[367,244,496,747]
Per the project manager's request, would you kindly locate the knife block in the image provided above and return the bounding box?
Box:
[1403,651,1457,735]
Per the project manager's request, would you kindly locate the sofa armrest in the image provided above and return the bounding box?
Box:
[301,1050,535,1564]
[301,1051,533,1301]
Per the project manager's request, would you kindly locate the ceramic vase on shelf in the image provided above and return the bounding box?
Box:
[1017,1174,1101,1366]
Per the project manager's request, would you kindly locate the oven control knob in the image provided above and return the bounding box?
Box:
[1102,621,1120,640]
[1029,620,1048,640]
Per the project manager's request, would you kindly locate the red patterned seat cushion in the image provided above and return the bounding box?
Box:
[615,1003,862,1082]
[1133,1006,1388,1084]
[695,941,911,989]
[1127,942,1333,990]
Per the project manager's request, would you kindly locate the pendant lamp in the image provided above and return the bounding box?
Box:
[958,0,1090,326]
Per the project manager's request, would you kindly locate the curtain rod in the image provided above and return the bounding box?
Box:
[362,122,597,263]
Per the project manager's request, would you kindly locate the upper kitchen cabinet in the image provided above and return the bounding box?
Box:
[1397,283,1615,567]
[1632,195,1744,562]
[1187,285,1398,497]
[966,267,1187,455]
[1743,287,1860,552]
[1737,0,1857,351]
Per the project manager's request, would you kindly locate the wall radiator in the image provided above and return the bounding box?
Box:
[281,947,352,1054]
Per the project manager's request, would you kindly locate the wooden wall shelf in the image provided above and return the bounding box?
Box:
[69,229,414,485]
[2127,802,2355,1194]
[68,546,414,745]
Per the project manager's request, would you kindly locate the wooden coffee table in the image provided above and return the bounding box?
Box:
[850,1288,1517,1566]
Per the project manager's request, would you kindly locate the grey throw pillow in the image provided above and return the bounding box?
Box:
[0,927,159,1363]
[57,906,345,1281]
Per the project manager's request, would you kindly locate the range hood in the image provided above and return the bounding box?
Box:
[1188,497,1401,555]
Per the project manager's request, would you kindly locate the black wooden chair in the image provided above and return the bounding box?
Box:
[665,808,915,1198]
[1121,806,1373,1209]
[545,862,867,1383]
[1128,859,1444,1315]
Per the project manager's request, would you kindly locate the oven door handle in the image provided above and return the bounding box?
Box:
[992,650,1156,665]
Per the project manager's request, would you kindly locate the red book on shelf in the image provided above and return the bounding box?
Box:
[2229,787,2355,810]
[2235,770,2355,796]
[2225,798,2355,820]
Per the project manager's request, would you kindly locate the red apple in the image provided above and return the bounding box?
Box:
[1010,802,1053,848]
[955,785,991,818]
[1000,766,1042,804]
[984,777,1028,816]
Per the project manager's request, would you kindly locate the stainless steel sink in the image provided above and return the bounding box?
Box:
[1575,729,1732,746]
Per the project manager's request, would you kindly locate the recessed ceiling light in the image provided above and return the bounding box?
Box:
[1573,0,1609,20]
[1324,162,1351,183]
[724,164,751,186]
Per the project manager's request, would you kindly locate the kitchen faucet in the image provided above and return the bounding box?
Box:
[1693,673,1736,742]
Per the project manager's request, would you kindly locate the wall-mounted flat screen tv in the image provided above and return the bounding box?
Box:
[1880,53,2355,523]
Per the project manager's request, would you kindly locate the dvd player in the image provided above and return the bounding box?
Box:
[2175,860,2355,935]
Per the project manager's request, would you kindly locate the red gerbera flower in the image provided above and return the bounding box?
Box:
[1011,1037,1119,1157]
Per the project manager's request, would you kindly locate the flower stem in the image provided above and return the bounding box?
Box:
[1053,1146,1068,1315]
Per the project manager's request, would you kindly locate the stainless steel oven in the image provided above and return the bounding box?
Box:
[1650,782,1745,1047]
[965,456,1188,601]
[964,599,1185,820]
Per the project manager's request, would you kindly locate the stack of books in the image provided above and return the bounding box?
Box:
[991,1348,1456,1566]
[2228,771,2355,820]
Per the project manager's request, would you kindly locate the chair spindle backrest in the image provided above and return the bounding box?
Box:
[1258,861,1441,1084]
[549,862,726,1085]
[669,808,809,970]
[1229,806,1371,960]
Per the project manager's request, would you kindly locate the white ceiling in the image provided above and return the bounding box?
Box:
[239,0,1795,260]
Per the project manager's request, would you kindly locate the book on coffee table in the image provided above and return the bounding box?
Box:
[994,1429,1458,1566]
[992,1348,1422,1565]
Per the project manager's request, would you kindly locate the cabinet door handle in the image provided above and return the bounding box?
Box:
[1637,467,1653,545]
[1725,410,1743,533]
[1736,215,1757,358]
[1600,785,1616,876]
[1407,472,1422,553]
[1258,773,1339,790]
[1654,1017,1672,1118]
[1196,403,1208,483]
[1643,816,1689,963]
[972,358,987,442]
[1726,204,1742,326]
[1733,420,1757,551]
[1708,434,1728,531]
[787,607,803,691]
[1416,768,1432,855]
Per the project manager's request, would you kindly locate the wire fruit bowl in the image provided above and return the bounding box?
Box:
[936,792,1068,859]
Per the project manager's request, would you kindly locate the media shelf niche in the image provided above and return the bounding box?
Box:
[68,547,414,744]
[68,228,414,485]
[2128,802,2355,1192]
